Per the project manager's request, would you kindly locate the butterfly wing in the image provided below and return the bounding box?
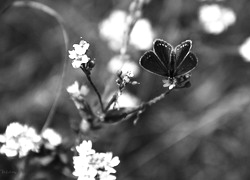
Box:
[175,40,192,68]
[153,39,173,76]
[175,52,198,76]
[139,50,169,77]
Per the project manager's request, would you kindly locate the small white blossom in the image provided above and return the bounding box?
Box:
[198,4,236,34]
[126,71,134,78]
[67,81,89,97]
[73,140,120,180]
[76,140,96,156]
[162,79,176,90]
[0,122,41,157]
[42,128,62,148]
[239,37,250,62]
[0,135,5,143]
[69,40,90,68]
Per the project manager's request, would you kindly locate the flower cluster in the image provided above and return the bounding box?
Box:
[69,40,90,68]
[116,71,139,92]
[0,122,41,157]
[0,122,62,157]
[73,140,120,180]
[42,128,62,149]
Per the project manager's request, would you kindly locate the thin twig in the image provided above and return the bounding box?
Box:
[124,88,173,116]
[102,0,146,100]
[104,93,118,112]
[82,68,104,112]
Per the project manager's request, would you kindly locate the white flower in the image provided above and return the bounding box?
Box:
[67,81,89,97]
[67,81,80,96]
[73,140,120,180]
[0,122,41,157]
[239,37,250,62]
[0,135,5,143]
[108,55,140,76]
[99,10,155,51]
[76,140,96,156]
[162,79,176,90]
[42,128,62,148]
[69,40,90,68]
[71,55,90,68]
[198,4,236,34]
[126,71,134,78]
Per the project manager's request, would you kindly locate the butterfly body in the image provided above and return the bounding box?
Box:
[139,39,198,88]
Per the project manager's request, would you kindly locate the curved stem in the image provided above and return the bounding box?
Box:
[13,1,69,134]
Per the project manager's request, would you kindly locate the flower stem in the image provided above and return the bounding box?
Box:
[102,0,146,100]
[81,67,104,112]
[104,93,118,112]
[123,88,173,116]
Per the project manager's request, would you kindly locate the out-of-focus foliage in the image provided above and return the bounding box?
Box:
[1,0,250,180]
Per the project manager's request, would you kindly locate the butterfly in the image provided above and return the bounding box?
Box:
[139,39,198,89]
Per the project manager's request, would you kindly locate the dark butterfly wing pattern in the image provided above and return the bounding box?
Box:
[175,40,192,68]
[175,52,198,76]
[139,39,198,88]
[139,51,169,77]
[139,39,173,77]
[153,39,173,73]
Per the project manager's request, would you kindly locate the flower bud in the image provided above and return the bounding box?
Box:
[87,60,95,69]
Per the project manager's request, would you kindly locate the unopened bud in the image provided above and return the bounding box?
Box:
[131,81,140,85]
[117,70,123,77]
[87,60,95,69]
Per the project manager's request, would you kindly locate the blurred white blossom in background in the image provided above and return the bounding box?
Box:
[0,122,41,157]
[67,81,89,97]
[99,10,155,51]
[115,92,140,108]
[198,4,236,34]
[108,55,140,76]
[67,81,81,96]
[69,40,90,68]
[239,37,250,62]
[42,128,62,149]
[73,140,120,180]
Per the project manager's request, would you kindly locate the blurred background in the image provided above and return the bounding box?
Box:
[1,0,250,179]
